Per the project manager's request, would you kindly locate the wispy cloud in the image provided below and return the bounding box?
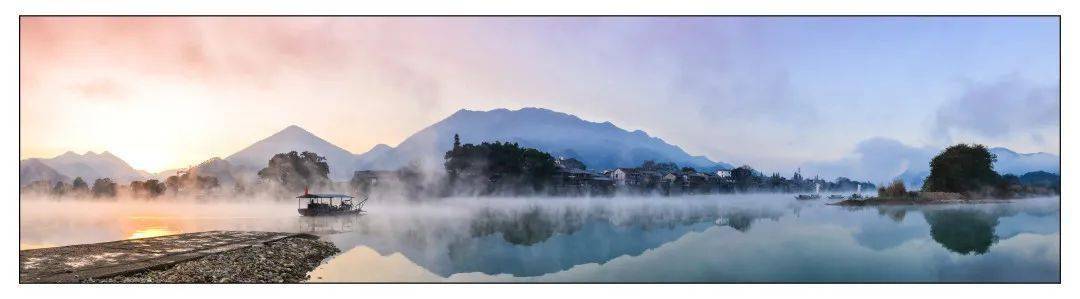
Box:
[933,74,1059,147]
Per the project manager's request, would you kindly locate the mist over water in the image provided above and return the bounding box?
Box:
[19,194,1060,282]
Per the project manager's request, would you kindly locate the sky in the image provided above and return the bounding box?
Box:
[20,17,1060,173]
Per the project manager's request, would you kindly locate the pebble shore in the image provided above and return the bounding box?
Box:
[91,237,340,283]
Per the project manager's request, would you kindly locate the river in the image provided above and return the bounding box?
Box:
[19,194,1060,282]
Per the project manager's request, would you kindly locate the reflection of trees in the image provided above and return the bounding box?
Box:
[466,204,760,245]
[873,207,908,223]
[923,209,999,255]
[468,207,589,246]
[854,200,1057,254]
[441,205,725,277]
[716,209,783,232]
[470,208,560,245]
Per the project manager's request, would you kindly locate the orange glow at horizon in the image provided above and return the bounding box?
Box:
[127,226,178,240]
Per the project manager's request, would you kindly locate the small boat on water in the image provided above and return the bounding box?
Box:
[296,190,367,217]
[796,183,822,200]
[828,194,845,200]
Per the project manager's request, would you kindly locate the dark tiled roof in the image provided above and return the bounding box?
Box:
[296,193,354,199]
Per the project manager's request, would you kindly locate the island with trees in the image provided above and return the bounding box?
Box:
[834,143,1060,206]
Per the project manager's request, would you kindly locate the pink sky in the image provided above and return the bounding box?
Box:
[20,17,550,171]
[20,17,1059,173]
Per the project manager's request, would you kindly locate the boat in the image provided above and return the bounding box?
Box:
[827,194,845,200]
[296,190,367,217]
[795,182,822,200]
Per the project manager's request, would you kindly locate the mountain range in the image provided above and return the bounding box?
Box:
[353,108,731,172]
[19,107,1058,187]
[219,107,732,180]
[19,151,150,186]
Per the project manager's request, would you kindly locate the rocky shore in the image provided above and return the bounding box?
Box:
[91,236,340,283]
[828,192,1018,207]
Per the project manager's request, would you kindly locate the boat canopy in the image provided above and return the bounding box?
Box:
[296,193,354,199]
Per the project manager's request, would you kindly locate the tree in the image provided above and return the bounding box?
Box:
[92,178,117,198]
[641,160,678,173]
[51,181,67,196]
[164,171,220,195]
[165,175,181,194]
[144,179,166,197]
[444,138,558,193]
[878,179,908,198]
[730,165,757,192]
[130,180,146,197]
[557,157,587,170]
[922,144,1001,194]
[71,177,89,194]
[257,151,331,191]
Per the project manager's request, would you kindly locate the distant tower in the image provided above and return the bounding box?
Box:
[453,133,461,150]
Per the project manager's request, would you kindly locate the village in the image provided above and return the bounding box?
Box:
[351,155,875,198]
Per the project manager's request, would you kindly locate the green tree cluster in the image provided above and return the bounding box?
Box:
[444,134,558,193]
[257,151,331,191]
[922,144,1001,194]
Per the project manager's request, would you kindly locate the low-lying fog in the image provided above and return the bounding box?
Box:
[19,193,791,249]
[19,194,1060,282]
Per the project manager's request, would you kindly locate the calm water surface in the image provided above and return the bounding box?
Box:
[19,195,1060,282]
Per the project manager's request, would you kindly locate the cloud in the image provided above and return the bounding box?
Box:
[801,137,936,183]
[71,79,127,101]
[933,75,1059,143]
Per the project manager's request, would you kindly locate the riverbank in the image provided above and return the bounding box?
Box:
[827,193,1026,206]
[20,231,339,283]
[93,237,338,283]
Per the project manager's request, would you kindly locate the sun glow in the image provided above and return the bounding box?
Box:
[127,227,177,240]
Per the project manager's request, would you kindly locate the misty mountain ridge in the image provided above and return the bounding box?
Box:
[23,108,1057,187]
[354,107,732,172]
[20,151,149,184]
[19,158,70,186]
[224,125,360,180]
[989,147,1059,175]
[224,107,732,180]
[804,137,1059,189]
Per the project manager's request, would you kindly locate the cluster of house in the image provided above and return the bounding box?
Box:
[552,165,734,195]
[348,163,734,196]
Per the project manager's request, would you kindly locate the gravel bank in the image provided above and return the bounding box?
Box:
[91,237,340,283]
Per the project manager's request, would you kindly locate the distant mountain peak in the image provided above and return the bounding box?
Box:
[358,107,730,171]
[31,149,146,183]
[272,125,318,138]
[224,124,358,179]
[369,144,392,152]
[57,151,80,159]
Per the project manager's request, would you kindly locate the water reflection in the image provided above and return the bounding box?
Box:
[924,210,999,255]
[19,195,1059,282]
[311,196,1058,282]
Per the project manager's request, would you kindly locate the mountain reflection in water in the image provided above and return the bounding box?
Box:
[308,196,1058,282]
[18,195,1059,282]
